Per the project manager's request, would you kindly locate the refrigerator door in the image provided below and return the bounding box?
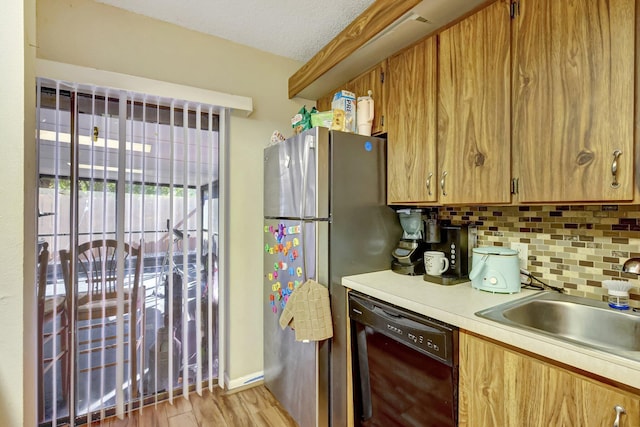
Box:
[327,131,402,427]
[264,127,329,220]
[263,218,318,427]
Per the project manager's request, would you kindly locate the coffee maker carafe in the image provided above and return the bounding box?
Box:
[391,209,427,275]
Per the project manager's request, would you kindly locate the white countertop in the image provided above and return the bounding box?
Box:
[342,270,640,391]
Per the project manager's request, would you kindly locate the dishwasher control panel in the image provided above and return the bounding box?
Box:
[349,291,457,366]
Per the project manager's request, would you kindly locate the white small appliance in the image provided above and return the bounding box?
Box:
[469,246,521,293]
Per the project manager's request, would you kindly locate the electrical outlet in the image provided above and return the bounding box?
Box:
[511,242,528,269]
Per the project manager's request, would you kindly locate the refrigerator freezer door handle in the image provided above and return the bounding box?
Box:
[305,134,315,149]
[298,135,316,282]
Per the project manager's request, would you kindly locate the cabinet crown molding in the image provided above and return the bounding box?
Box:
[288,0,488,100]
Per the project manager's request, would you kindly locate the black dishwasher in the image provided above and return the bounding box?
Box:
[349,291,458,427]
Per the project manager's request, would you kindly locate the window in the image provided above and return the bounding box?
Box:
[36,78,221,424]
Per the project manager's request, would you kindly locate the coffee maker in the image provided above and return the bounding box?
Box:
[423,223,477,285]
[391,209,427,275]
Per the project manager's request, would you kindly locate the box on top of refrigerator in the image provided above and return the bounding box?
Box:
[331,90,356,133]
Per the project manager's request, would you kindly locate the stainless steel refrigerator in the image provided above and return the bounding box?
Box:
[263,127,401,427]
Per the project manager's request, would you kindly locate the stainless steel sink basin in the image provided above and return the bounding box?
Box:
[476,292,640,361]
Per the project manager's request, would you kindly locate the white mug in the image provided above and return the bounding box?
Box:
[424,251,449,276]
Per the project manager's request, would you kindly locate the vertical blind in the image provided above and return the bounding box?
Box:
[36,77,221,425]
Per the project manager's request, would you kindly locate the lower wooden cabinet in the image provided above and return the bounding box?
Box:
[459,330,640,427]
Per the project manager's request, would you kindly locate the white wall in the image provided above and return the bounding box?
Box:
[36,0,311,388]
[0,0,36,425]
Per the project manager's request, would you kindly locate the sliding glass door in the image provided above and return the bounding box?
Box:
[36,78,221,425]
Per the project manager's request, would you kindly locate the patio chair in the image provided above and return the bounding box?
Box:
[59,239,144,400]
[37,241,70,422]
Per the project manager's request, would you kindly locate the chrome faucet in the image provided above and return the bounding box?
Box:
[621,259,640,313]
[622,258,640,274]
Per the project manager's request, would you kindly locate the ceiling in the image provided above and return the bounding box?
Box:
[94,0,376,62]
[93,0,488,99]
[37,1,490,188]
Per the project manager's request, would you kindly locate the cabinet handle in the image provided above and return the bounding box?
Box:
[440,171,448,197]
[613,405,625,427]
[611,150,622,189]
[426,172,433,196]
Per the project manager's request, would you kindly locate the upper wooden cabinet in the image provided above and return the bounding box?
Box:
[315,91,333,113]
[512,0,636,203]
[437,0,512,205]
[317,0,638,205]
[386,37,438,204]
[315,61,387,136]
[459,331,640,427]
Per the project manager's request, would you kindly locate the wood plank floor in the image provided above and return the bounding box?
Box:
[95,385,299,427]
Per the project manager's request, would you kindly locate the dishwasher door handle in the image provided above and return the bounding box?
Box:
[354,322,373,422]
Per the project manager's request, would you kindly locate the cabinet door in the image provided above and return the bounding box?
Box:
[438,0,512,205]
[459,331,640,427]
[315,61,386,135]
[513,0,635,202]
[316,91,333,112]
[386,37,437,204]
[347,61,387,136]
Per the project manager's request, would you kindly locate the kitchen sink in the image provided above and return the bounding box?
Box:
[475,292,640,362]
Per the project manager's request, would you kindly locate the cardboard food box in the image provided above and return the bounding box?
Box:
[310,110,333,129]
[331,90,356,133]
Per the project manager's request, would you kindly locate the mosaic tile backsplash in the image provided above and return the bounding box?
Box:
[437,205,640,308]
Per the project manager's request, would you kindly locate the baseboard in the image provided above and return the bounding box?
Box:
[225,371,264,391]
